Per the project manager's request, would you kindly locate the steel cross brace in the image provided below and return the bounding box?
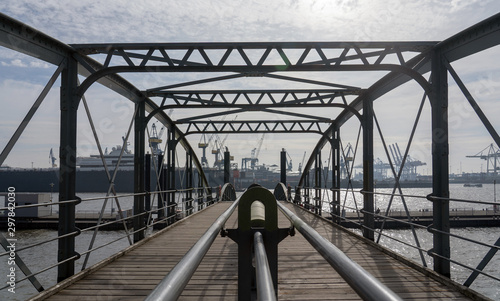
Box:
[181,120,331,135]
[71,42,434,69]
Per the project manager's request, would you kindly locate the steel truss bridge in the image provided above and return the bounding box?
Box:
[1,11,500,300]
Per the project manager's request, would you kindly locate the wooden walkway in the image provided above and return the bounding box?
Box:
[32,202,477,300]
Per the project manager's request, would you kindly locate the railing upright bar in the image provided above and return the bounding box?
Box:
[145,197,239,301]
[254,231,277,301]
[277,201,402,301]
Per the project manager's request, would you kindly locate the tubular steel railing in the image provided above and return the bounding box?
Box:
[276,199,402,301]
[145,183,238,300]
[0,186,221,294]
[292,185,500,293]
[253,231,277,301]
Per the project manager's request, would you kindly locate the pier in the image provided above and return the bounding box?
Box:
[1,11,500,301]
[31,200,475,300]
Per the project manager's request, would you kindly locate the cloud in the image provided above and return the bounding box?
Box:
[0,59,51,68]
[2,0,498,44]
[1,0,500,172]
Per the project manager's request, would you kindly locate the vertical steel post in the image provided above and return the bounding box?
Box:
[332,128,341,223]
[157,154,165,225]
[315,150,322,215]
[363,97,375,240]
[224,149,230,184]
[198,171,203,210]
[167,128,176,225]
[133,100,145,243]
[280,148,287,185]
[57,56,78,282]
[305,171,310,209]
[145,153,151,226]
[145,153,151,213]
[186,149,193,215]
[430,50,451,277]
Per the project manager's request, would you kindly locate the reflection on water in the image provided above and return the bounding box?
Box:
[0,229,130,300]
[326,184,500,300]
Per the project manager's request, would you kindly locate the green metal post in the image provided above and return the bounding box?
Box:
[315,150,322,215]
[281,148,287,185]
[430,50,451,277]
[363,97,375,241]
[133,100,145,243]
[332,128,341,223]
[224,149,230,184]
[57,56,79,282]
[167,128,176,224]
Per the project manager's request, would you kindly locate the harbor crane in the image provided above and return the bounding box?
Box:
[298,151,306,175]
[149,123,165,156]
[241,133,265,170]
[467,143,500,175]
[198,133,214,168]
[212,133,229,169]
[49,148,57,168]
[387,143,426,180]
[284,149,293,171]
[341,142,354,179]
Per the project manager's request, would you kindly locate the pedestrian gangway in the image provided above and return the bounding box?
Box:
[29,185,481,301]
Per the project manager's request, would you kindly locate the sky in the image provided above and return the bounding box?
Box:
[1,0,500,176]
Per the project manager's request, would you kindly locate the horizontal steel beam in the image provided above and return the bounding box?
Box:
[148,90,361,107]
[70,42,435,73]
[71,41,437,51]
[179,120,332,135]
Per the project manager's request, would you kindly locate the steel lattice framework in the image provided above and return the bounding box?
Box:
[1,11,500,286]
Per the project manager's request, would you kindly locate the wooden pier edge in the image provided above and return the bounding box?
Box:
[284,202,493,301]
[27,201,224,301]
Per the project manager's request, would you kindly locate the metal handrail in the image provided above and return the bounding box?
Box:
[277,201,402,301]
[0,185,218,294]
[254,231,276,301]
[145,196,239,300]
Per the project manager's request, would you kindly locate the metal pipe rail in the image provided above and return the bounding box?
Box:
[145,197,239,300]
[276,201,402,301]
[254,231,277,301]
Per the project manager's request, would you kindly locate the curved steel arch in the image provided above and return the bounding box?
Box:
[0,12,210,190]
[74,56,433,192]
[297,12,500,187]
[297,54,433,186]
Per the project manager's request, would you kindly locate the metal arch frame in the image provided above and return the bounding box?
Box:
[298,11,500,184]
[70,42,433,186]
[0,13,211,191]
[74,55,211,189]
[71,42,432,184]
[1,10,500,284]
[296,12,500,277]
[297,52,433,187]
[0,12,210,281]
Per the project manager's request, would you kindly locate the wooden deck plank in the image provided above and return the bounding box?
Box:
[37,201,476,301]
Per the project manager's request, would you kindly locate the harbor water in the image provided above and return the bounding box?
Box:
[1,184,499,300]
